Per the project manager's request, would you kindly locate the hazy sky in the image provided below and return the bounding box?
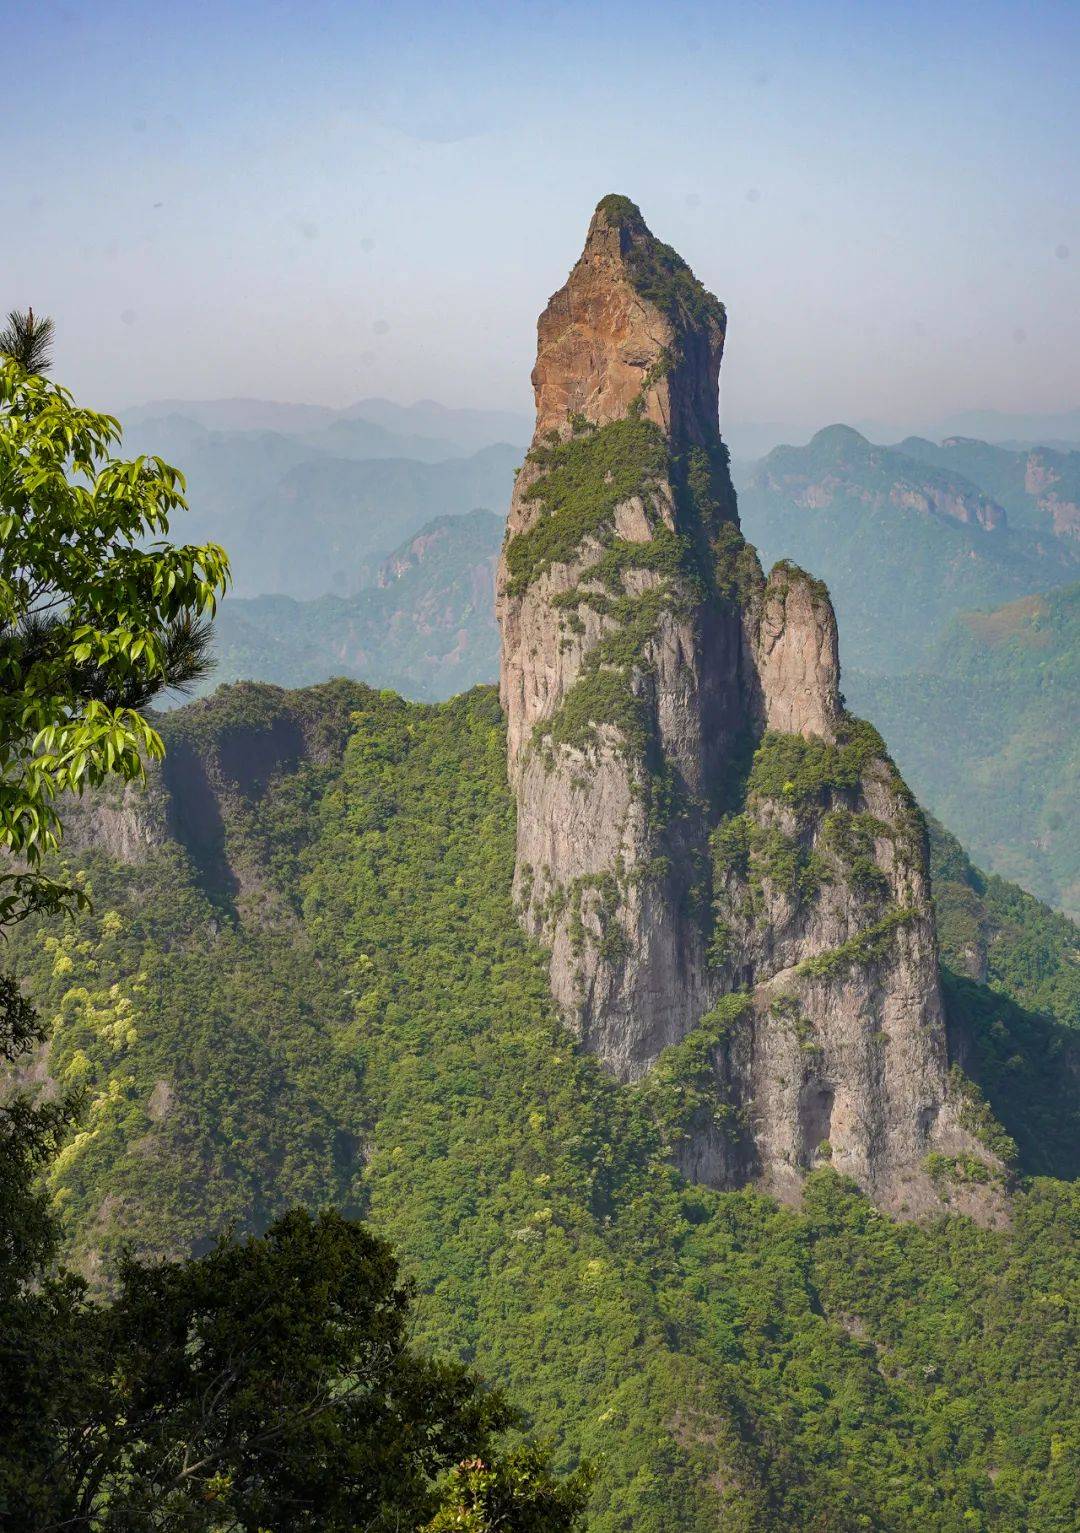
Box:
[4,0,1078,430]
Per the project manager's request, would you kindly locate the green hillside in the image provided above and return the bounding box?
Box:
[737,426,1076,674]
[928,819,1080,1175]
[849,584,1079,917]
[10,681,1079,1531]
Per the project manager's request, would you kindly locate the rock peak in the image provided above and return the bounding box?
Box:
[590,192,650,237]
[530,196,727,449]
[496,200,997,1217]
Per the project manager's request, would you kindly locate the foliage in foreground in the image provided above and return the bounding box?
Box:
[0,989,584,1532]
[0,359,228,924]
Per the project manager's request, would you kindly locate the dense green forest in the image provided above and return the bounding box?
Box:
[10,679,1078,1530]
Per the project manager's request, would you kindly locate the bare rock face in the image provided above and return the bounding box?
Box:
[60,773,170,865]
[754,564,841,740]
[497,196,1000,1214]
[498,195,746,1074]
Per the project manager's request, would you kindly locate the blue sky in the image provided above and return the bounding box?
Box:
[3,0,1077,431]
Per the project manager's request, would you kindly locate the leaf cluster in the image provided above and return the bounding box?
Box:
[0,363,229,883]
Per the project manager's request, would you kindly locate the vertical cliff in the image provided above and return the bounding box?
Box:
[496,196,998,1213]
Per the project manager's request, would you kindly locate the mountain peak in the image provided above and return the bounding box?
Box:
[590,192,649,235]
[587,193,727,336]
[530,196,727,447]
[496,198,997,1214]
[808,423,873,457]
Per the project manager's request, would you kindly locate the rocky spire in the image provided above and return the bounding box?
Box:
[496,197,999,1215]
[529,195,728,449]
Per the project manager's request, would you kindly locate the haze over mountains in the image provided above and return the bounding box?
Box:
[123,395,533,454]
[211,509,502,700]
[125,394,1080,466]
[123,405,520,599]
[852,585,1078,917]
[134,388,1079,916]
[736,425,1078,673]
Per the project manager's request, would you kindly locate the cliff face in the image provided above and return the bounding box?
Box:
[497,197,997,1213]
[60,775,171,866]
[497,196,748,1077]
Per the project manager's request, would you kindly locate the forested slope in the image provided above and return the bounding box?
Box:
[849,583,1079,917]
[10,682,1079,1531]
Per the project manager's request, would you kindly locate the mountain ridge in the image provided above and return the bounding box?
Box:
[738,427,1076,673]
[203,509,502,700]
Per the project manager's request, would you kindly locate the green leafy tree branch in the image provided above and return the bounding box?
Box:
[0,360,229,919]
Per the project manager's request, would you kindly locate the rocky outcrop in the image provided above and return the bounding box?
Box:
[497,197,1000,1214]
[60,773,170,865]
[754,565,841,739]
[498,195,746,1075]
[1026,451,1080,541]
[58,681,371,913]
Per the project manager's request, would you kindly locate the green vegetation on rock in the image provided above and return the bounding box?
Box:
[593,196,727,332]
[504,415,668,594]
[635,993,751,1155]
[709,812,830,910]
[744,719,917,836]
[796,905,919,980]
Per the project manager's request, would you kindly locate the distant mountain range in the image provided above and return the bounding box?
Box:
[123,395,532,455]
[847,584,1079,918]
[723,407,1080,462]
[893,434,1080,541]
[123,411,517,599]
[928,405,1080,447]
[735,424,1077,673]
[205,509,502,700]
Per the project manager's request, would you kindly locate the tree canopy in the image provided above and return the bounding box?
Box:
[2,1194,586,1531]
